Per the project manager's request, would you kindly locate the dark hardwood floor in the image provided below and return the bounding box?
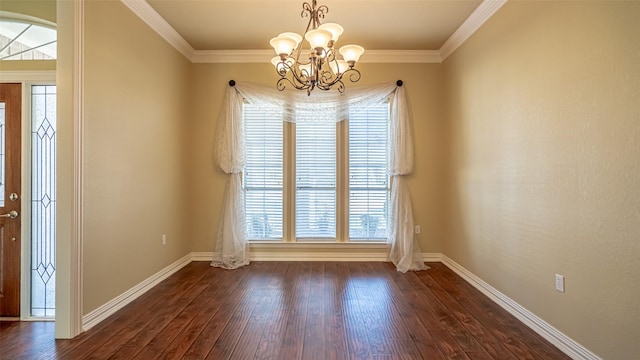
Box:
[0,262,570,359]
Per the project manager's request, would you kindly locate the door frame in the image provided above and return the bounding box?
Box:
[0,70,56,320]
[1,0,84,337]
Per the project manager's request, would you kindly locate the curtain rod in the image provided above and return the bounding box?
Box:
[229,79,402,87]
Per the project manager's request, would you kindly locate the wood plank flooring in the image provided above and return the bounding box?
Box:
[0,262,571,359]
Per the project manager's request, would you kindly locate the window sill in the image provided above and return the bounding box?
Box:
[248,241,387,249]
[246,241,389,261]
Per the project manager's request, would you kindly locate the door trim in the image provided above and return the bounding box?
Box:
[54,0,84,338]
[70,0,85,337]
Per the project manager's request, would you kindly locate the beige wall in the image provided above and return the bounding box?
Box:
[187,63,447,254]
[82,0,192,314]
[443,2,640,358]
[0,0,56,23]
[0,61,55,71]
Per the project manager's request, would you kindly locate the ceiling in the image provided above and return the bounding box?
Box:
[145,0,484,52]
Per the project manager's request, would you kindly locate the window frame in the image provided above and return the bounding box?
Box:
[0,17,57,61]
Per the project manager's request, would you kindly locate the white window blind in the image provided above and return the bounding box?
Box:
[243,103,283,240]
[242,100,389,242]
[296,119,336,239]
[349,103,390,240]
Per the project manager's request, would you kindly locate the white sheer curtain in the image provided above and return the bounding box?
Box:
[388,86,428,272]
[212,86,250,269]
[213,81,427,272]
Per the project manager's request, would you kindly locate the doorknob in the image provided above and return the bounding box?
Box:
[0,210,19,219]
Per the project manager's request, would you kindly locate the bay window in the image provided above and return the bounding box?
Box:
[243,102,389,242]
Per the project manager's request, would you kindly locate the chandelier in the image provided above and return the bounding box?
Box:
[269,0,365,95]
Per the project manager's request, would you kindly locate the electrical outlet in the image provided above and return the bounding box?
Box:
[414,225,421,234]
[162,234,167,246]
[555,274,565,292]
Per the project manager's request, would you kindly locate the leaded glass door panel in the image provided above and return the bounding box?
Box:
[30,85,56,317]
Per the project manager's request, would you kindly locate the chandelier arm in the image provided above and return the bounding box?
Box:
[346,68,362,83]
[275,61,289,77]
[292,64,312,85]
[277,76,312,92]
[316,4,328,22]
[317,79,345,93]
[319,68,334,84]
[276,77,289,91]
[317,72,343,90]
[281,61,318,91]
[325,49,337,62]
[301,2,313,18]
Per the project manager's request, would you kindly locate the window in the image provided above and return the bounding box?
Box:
[0,19,57,60]
[296,119,336,239]
[243,103,283,240]
[348,104,389,240]
[243,101,390,242]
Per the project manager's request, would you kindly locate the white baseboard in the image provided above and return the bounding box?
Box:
[422,252,443,263]
[191,251,215,262]
[81,253,192,331]
[440,255,600,360]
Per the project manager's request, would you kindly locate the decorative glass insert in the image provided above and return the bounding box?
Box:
[0,19,56,60]
[30,85,56,317]
[0,102,5,207]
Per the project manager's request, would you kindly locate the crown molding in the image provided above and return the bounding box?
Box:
[121,0,506,64]
[191,49,442,64]
[191,50,271,64]
[439,0,508,60]
[120,0,194,60]
[362,50,442,63]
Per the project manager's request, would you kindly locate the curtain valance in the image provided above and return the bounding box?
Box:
[232,81,397,123]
